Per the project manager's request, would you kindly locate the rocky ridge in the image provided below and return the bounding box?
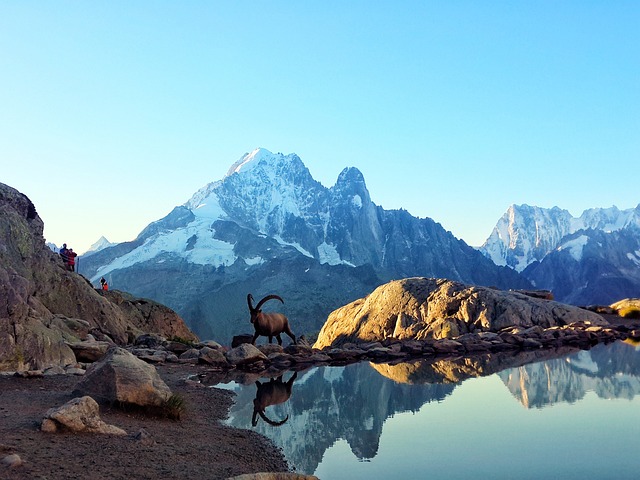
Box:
[0,182,197,371]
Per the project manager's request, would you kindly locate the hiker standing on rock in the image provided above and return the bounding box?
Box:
[100,277,109,291]
[59,243,69,267]
[67,248,77,272]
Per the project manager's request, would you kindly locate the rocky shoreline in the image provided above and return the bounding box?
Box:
[2,317,638,479]
[117,317,640,380]
[9,315,640,382]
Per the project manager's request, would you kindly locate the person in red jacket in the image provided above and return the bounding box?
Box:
[100,277,109,291]
[67,248,77,272]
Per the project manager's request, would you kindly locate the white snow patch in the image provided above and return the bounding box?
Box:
[188,189,226,220]
[626,251,640,266]
[352,194,362,209]
[92,217,236,281]
[557,235,589,262]
[83,236,114,255]
[244,256,265,266]
[317,242,354,266]
[226,148,273,176]
[274,236,314,258]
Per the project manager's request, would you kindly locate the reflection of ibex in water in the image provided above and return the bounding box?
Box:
[247,294,296,345]
[252,372,298,427]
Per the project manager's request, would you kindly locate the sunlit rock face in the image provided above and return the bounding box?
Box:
[314,277,606,349]
[0,182,196,371]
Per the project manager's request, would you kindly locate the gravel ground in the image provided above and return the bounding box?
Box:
[0,364,289,480]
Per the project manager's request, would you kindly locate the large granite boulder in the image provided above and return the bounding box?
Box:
[0,182,197,371]
[314,277,606,349]
[73,346,172,407]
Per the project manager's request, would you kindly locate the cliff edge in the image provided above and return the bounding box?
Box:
[0,182,197,371]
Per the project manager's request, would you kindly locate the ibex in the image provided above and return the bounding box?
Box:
[252,372,297,427]
[247,293,296,345]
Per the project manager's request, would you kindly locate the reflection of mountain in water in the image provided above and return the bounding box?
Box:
[225,362,454,473]
[221,341,640,474]
[499,341,640,408]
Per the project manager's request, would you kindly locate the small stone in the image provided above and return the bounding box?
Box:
[1,454,23,468]
[179,348,200,360]
[231,334,254,348]
[40,418,58,433]
[43,365,66,375]
[432,339,463,353]
[197,340,223,350]
[522,338,543,349]
[133,428,155,446]
[258,344,284,356]
[225,344,268,366]
[198,347,230,368]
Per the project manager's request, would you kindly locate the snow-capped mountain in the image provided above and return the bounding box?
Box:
[480,204,640,272]
[480,203,640,305]
[523,228,640,305]
[80,148,529,342]
[82,236,115,256]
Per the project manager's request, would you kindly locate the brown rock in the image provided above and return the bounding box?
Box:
[67,340,112,362]
[314,277,606,349]
[225,344,268,366]
[73,347,172,407]
[1,453,23,468]
[198,347,230,368]
[41,396,127,435]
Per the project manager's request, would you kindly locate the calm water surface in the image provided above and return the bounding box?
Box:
[214,341,640,479]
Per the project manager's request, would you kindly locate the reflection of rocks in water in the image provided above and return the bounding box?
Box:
[224,362,455,474]
[371,346,581,385]
[499,341,640,408]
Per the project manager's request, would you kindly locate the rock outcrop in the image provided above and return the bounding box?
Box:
[0,182,197,371]
[41,396,127,435]
[73,347,172,407]
[314,277,606,349]
[611,298,640,316]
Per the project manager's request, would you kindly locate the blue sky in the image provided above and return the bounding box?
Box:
[2,1,638,253]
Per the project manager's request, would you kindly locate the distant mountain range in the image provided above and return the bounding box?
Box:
[79,148,527,342]
[480,204,640,305]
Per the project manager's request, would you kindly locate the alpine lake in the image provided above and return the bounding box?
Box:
[210,339,640,479]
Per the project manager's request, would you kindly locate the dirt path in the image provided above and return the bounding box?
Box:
[0,364,289,480]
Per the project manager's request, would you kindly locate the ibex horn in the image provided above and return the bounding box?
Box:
[255,294,284,311]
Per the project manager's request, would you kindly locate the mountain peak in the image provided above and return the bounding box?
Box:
[83,236,114,255]
[226,148,274,176]
[333,167,370,202]
[336,166,365,185]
